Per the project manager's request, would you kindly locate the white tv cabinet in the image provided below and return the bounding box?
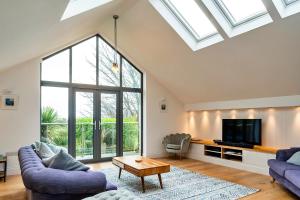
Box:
[187,140,277,175]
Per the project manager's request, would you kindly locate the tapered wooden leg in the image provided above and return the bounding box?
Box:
[118,168,122,179]
[141,176,145,193]
[158,174,163,189]
[271,177,275,183]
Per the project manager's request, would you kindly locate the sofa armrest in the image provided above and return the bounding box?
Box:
[23,168,107,195]
[276,148,300,161]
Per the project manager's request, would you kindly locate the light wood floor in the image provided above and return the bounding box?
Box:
[0,158,297,200]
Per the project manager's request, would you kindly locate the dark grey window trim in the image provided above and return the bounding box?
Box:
[40,34,144,162]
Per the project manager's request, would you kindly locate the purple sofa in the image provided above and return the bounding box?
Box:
[268,147,300,197]
[18,146,117,200]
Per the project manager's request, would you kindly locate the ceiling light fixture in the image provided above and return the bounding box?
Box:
[112,15,119,73]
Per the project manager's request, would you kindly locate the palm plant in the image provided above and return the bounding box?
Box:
[41,107,58,138]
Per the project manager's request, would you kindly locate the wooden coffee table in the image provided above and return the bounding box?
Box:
[112,156,170,192]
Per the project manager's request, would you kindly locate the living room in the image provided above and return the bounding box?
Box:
[0,0,300,199]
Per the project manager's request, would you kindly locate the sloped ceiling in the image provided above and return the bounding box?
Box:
[0,0,136,71]
[1,0,300,104]
[98,0,300,103]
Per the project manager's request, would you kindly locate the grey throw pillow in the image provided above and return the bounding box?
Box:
[287,151,300,166]
[43,150,89,171]
[34,141,42,151]
[46,143,67,154]
[36,142,55,159]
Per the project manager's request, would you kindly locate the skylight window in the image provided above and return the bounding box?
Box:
[215,0,268,26]
[149,0,223,51]
[203,0,273,38]
[163,0,218,41]
[272,0,300,18]
[284,0,299,6]
[61,0,113,20]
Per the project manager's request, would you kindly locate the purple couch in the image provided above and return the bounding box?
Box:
[18,146,117,200]
[268,147,300,197]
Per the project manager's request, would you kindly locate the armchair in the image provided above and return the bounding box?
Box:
[162,133,191,159]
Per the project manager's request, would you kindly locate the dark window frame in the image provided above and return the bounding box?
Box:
[40,34,143,162]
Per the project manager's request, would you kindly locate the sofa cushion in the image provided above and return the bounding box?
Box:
[36,142,55,159]
[83,189,140,200]
[46,143,68,154]
[167,144,181,150]
[285,170,300,188]
[287,151,300,166]
[43,150,89,171]
[268,159,300,176]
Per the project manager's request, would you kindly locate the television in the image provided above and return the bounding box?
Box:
[222,119,262,146]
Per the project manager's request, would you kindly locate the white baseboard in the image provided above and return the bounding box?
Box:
[146,152,168,158]
[8,169,21,176]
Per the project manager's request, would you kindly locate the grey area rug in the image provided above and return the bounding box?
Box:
[101,166,259,200]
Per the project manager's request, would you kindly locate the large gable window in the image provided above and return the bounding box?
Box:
[149,0,223,51]
[272,0,300,18]
[41,35,143,161]
[203,0,273,38]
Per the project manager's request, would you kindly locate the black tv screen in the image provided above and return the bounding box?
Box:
[222,119,262,145]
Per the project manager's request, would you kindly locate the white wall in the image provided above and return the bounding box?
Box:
[144,73,187,157]
[187,107,300,148]
[0,55,187,174]
[0,59,41,174]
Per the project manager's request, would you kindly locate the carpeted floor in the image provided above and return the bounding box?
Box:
[101,166,259,200]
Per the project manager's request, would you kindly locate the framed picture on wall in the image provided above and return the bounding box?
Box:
[0,95,19,110]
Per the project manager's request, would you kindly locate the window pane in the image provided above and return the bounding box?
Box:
[284,0,298,5]
[164,0,218,40]
[98,38,120,86]
[72,37,96,84]
[42,50,69,82]
[123,92,142,155]
[41,87,68,149]
[101,93,117,158]
[122,59,141,88]
[62,0,113,20]
[217,0,267,25]
[75,92,94,160]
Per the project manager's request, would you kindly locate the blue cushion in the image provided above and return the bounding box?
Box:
[285,170,300,188]
[43,150,89,171]
[287,151,300,166]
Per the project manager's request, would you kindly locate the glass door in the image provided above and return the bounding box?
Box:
[73,89,119,161]
[99,92,119,159]
[74,90,95,160]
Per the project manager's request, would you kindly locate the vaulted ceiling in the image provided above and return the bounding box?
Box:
[0,0,135,71]
[1,0,300,104]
